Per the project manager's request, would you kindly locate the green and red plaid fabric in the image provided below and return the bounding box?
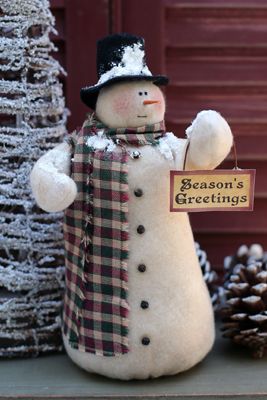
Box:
[63,115,166,356]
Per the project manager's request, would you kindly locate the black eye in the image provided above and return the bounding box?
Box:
[139,92,143,96]
[144,91,148,96]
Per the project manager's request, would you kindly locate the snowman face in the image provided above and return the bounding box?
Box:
[95,81,166,128]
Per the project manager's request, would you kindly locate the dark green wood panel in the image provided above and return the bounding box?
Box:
[0,326,267,399]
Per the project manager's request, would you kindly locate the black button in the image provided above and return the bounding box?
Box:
[132,150,141,159]
[138,264,146,273]
[134,188,143,197]
[141,300,149,309]
[137,225,145,234]
[142,337,150,346]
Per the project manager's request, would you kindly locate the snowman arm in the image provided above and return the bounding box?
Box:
[30,142,77,213]
[184,110,233,171]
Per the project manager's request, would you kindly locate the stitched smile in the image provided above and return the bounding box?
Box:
[137,115,147,118]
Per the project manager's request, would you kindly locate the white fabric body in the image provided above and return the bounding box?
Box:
[30,92,232,379]
[63,136,215,380]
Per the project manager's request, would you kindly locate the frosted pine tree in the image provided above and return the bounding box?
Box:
[0,0,67,357]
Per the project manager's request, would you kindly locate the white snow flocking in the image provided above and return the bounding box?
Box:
[96,43,152,86]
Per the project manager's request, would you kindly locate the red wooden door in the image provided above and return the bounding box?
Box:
[163,0,267,272]
[51,0,109,130]
[51,0,267,274]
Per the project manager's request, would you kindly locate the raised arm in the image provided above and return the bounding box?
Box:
[185,110,233,171]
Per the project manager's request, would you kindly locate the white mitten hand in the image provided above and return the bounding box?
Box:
[30,142,77,212]
[185,110,233,171]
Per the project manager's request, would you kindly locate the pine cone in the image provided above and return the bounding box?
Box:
[224,244,264,278]
[195,242,220,310]
[221,244,267,358]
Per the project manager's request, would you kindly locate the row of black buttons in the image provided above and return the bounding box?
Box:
[141,300,149,309]
[138,264,146,273]
[134,185,150,346]
[134,188,143,197]
[142,337,150,346]
[137,225,145,234]
[135,190,145,235]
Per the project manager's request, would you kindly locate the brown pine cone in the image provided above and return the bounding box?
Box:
[221,244,267,358]
[224,244,264,278]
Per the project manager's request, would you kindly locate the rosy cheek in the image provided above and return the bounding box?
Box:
[112,95,131,115]
[151,90,165,113]
[154,99,165,115]
[157,101,164,112]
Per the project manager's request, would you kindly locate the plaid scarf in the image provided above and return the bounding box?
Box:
[63,115,166,356]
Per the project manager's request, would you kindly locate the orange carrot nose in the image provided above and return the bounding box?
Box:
[143,100,160,105]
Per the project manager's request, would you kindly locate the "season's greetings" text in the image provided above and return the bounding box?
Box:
[170,170,255,212]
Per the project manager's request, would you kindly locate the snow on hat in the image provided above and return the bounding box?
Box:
[80,33,169,110]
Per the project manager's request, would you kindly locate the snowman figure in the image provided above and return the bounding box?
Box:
[31,33,233,380]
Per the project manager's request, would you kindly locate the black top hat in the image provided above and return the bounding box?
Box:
[80,33,169,110]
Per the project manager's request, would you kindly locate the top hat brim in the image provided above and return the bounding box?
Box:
[80,74,169,110]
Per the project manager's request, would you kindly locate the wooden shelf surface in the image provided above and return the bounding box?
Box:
[1,327,267,399]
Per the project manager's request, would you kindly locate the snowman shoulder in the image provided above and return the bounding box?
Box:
[158,132,188,169]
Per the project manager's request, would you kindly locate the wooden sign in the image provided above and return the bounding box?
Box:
[170,169,255,212]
